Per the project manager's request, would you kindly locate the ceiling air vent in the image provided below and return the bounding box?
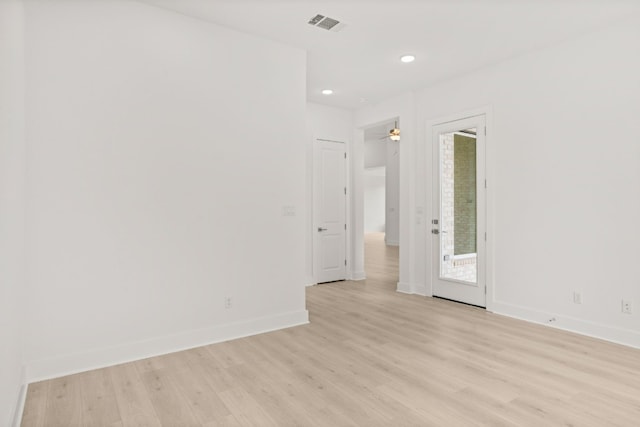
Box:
[308,14,325,25]
[307,14,346,32]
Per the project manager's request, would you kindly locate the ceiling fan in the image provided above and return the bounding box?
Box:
[388,123,400,141]
[378,121,400,141]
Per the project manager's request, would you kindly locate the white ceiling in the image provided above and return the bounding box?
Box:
[138,0,640,109]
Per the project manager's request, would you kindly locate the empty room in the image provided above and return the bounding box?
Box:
[1,0,639,426]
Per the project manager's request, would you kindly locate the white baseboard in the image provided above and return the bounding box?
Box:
[11,382,27,427]
[25,309,309,384]
[396,282,430,296]
[304,274,316,287]
[10,365,28,427]
[396,282,413,294]
[385,239,399,246]
[413,283,429,296]
[492,301,640,350]
[349,270,366,281]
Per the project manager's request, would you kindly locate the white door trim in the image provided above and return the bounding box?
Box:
[425,106,494,311]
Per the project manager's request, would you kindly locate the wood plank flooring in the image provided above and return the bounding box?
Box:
[21,232,640,426]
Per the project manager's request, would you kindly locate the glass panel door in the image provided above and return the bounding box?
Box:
[439,129,477,284]
[432,115,486,307]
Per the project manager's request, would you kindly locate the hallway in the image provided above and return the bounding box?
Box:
[363,232,399,290]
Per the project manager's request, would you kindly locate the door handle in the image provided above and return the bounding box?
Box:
[318,227,328,232]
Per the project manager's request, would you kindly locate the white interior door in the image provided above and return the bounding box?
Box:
[314,139,347,283]
[431,115,486,307]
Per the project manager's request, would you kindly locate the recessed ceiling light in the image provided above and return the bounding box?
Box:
[400,55,416,63]
[321,89,333,95]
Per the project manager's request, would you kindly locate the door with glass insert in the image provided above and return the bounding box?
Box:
[431,115,486,307]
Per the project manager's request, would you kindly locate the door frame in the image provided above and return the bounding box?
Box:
[425,106,494,311]
[354,116,403,284]
[431,115,486,307]
[312,138,348,284]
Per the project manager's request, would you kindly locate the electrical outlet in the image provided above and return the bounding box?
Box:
[622,299,632,314]
[573,291,582,304]
[225,297,233,309]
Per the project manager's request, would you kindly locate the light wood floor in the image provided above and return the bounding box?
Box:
[21,232,640,426]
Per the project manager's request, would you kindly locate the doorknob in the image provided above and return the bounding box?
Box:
[318,227,328,232]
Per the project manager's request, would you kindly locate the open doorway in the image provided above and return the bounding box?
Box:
[362,118,400,286]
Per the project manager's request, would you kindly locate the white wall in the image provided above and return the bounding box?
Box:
[363,140,386,233]
[307,103,354,143]
[364,139,386,169]
[363,139,387,234]
[385,141,400,245]
[363,167,385,233]
[0,1,26,424]
[306,102,354,282]
[23,1,309,381]
[398,17,640,347]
